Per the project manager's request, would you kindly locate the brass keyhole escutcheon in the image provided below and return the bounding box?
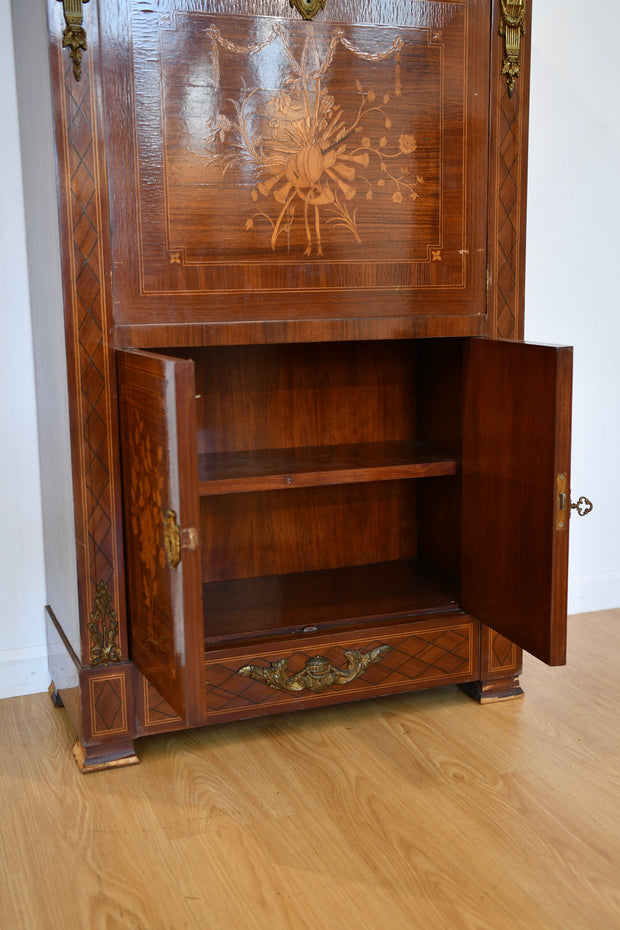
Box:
[289,0,327,21]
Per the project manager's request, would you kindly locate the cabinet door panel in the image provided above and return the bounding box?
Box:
[117,350,205,724]
[462,339,573,665]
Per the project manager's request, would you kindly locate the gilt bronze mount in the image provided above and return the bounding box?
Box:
[238,645,390,694]
[88,581,121,667]
[58,0,90,81]
[499,0,526,97]
[164,510,181,570]
[289,0,327,21]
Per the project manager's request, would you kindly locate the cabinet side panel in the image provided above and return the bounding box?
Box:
[45,0,127,668]
[487,0,532,340]
[12,0,80,654]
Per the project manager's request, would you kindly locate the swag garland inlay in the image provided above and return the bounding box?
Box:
[191,24,422,258]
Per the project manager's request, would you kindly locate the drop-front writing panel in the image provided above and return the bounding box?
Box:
[99,0,490,339]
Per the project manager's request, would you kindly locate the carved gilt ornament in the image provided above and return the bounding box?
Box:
[238,645,390,694]
[499,0,526,97]
[88,581,121,667]
[58,0,90,82]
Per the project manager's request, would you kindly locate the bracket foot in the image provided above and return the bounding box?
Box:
[459,675,524,703]
[48,681,64,708]
[72,739,140,773]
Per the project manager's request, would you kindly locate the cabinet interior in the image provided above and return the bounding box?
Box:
[145,338,466,648]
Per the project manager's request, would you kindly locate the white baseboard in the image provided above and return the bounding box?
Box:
[568,571,620,615]
[0,644,50,699]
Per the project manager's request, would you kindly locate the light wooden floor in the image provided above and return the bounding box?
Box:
[1,611,619,930]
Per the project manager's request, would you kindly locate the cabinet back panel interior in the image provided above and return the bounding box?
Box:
[200,481,418,583]
[189,342,418,452]
[163,339,465,449]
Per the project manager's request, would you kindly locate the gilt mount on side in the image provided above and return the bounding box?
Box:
[58,0,90,81]
[88,581,121,667]
[499,0,526,97]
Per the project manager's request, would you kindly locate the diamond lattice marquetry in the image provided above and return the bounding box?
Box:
[145,681,182,725]
[63,51,116,595]
[206,627,472,714]
[490,631,516,670]
[93,678,124,732]
[75,264,101,321]
[494,95,523,341]
[79,310,104,358]
[73,209,98,264]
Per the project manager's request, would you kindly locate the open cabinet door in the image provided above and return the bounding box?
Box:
[462,339,573,666]
[117,350,206,724]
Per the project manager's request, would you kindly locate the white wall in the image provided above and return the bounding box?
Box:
[1,0,618,698]
[525,0,620,613]
[0,0,48,697]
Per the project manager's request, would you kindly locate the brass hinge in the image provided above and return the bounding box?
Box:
[164,511,199,570]
[557,473,569,529]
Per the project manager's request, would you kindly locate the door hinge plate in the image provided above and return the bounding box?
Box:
[164,513,199,570]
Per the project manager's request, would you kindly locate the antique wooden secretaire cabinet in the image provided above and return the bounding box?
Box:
[24,0,580,770]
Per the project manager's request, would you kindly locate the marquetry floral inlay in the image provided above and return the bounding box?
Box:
[197,26,423,256]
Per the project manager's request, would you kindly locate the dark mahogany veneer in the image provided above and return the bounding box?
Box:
[39,0,570,770]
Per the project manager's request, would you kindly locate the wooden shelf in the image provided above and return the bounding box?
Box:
[198,440,458,495]
[203,559,459,645]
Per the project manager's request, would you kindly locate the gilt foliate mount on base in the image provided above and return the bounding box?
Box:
[238,645,390,694]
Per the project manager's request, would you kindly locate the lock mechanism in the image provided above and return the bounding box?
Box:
[557,474,593,529]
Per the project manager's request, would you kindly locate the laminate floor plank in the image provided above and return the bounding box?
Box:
[1,611,619,929]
